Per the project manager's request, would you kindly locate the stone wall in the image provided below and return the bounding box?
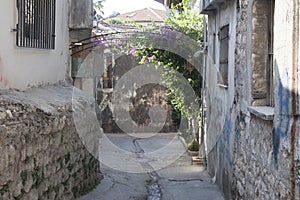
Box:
[203,0,299,199]
[251,0,269,106]
[0,85,102,200]
[230,0,299,199]
[96,55,177,133]
[232,116,291,199]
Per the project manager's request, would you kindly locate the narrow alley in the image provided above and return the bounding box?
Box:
[1,0,299,199]
[80,133,224,200]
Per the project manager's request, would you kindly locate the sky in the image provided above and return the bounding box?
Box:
[95,0,166,18]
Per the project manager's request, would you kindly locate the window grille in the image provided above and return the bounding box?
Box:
[16,0,56,49]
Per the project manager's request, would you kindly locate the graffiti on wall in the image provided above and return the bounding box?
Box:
[273,73,291,164]
[206,97,225,151]
[206,94,235,168]
[221,113,233,167]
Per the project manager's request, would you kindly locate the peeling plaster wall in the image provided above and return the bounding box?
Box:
[204,1,237,198]
[68,0,93,29]
[0,0,69,90]
[203,0,300,199]
[233,0,300,199]
[273,0,300,198]
[68,0,93,42]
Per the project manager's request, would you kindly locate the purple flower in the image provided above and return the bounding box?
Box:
[147,55,156,63]
[129,47,138,56]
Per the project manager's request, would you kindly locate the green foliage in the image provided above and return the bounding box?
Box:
[134,0,204,130]
[94,0,204,136]
[188,138,199,151]
[170,0,183,8]
[109,18,144,28]
[165,0,203,46]
[94,0,105,19]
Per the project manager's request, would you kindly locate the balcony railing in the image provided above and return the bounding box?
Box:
[200,0,225,14]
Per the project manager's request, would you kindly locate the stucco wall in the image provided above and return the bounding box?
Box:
[0,0,69,90]
[204,1,237,198]
[272,0,300,198]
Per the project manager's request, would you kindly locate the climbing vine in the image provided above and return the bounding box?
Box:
[134,0,204,139]
[92,0,204,140]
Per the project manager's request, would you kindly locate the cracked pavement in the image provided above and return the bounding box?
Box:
[79,133,224,200]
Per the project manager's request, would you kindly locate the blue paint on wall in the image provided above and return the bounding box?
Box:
[221,114,233,167]
[273,79,291,164]
[235,127,240,145]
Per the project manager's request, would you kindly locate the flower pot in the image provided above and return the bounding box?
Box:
[187,150,199,156]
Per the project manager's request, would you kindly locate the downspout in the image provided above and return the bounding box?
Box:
[291,0,299,198]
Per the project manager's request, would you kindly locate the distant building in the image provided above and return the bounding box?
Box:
[102,7,167,30]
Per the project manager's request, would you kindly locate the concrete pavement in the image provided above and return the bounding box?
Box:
[79,133,224,200]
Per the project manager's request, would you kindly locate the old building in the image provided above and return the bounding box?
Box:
[201,0,300,199]
[0,0,102,199]
[104,7,166,26]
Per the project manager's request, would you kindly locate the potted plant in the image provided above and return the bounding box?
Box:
[187,138,199,156]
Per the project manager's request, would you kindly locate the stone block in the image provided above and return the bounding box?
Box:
[23,172,34,193]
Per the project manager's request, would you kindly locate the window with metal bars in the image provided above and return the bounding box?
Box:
[16,0,56,49]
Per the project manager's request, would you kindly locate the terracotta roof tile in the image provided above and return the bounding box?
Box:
[104,8,166,23]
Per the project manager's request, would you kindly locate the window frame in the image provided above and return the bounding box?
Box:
[251,0,274,106]
[218,24,229,86]
[266,0,274,106]
[16,0,56,49]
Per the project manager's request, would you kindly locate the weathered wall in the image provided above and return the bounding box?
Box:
[232,0,300,199]
[272,0,300,198]
[251,0,268,106]
[69,0,93,42]
[68,0,93,29]
[99,55,177,133]
[203,0,300,199]
[233,116,291,199]
[204,1,237,198]
[0,0,69,90]
[0,85,102,200]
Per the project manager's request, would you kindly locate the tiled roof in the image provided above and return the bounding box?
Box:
[104,7,166,23]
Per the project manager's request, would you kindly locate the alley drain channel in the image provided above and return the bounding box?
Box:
[133,138,162,200]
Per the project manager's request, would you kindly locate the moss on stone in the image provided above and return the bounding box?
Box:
[32,166,44,188]
[0,184,9,196]
[64,153,71,164]
[20,170,28,186]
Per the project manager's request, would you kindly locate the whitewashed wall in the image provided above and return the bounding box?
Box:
[0,0,69,90]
